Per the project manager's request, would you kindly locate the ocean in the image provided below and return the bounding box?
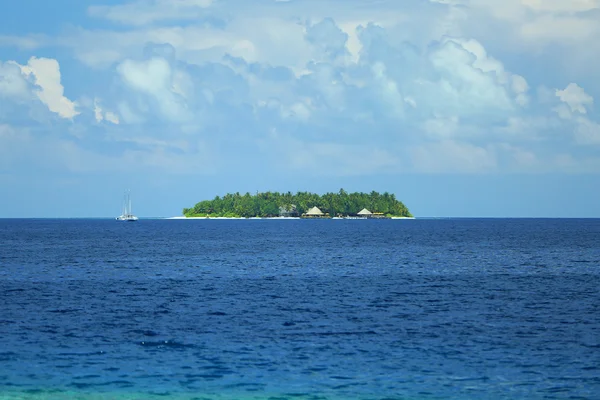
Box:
[0,218,599,399]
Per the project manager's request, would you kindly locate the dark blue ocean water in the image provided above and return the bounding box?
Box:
[0,218,599,400]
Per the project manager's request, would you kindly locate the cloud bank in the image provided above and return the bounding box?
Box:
[0,0,598,179]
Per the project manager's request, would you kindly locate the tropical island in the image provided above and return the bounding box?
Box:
[182,190,413,219]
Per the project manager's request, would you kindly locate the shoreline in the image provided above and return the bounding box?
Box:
[165,216,416,220]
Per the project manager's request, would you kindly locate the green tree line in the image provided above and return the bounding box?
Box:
[183,189,412,218]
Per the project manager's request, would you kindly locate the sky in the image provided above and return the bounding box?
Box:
[0,0,599,218]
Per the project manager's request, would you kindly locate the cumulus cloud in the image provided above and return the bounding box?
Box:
[305,18,350,61]
[19,57,79,119]
[116,55,190,123]
[512,75,529,106]
[1,57,79,121]
[0,61,31,100]
[556,83,594,114]
[425,38,516,117]
[1,0,600,177]
[65,15,595,174]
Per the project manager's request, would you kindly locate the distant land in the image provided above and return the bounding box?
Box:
[182,190,413,219]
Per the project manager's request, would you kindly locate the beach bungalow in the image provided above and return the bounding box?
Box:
[357,208,372,217]
[306,206,324,216]
[301,206,330,218]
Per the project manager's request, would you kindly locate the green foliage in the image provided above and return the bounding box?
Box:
[184,189,413,218]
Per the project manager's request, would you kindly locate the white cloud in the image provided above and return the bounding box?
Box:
[58,11,595,174]
[1,57,80,120]
[2,0,600,177]
[512,75,529,106]
[452,38,507,79]
[50,1,414,70]
[19,57,79,119]
[94,98,120,124]
[434,0,600,77]
[423,38,516,117]
[116,57,190,122]
[371,62,404,117]
[0,61,31,100]
[435,37,530,110]
[105,111,120,125]
[305,18,350,62]
[94,102,102,122]
[118,57,171,95]
[511,75,528,94]
[171,69,194,99]
[556,83,594,114]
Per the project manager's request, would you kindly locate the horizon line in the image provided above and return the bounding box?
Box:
[1,216,600,220]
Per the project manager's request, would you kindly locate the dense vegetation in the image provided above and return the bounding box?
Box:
[183,189,412,218]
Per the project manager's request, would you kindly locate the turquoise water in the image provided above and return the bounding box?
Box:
[1,218,599,399]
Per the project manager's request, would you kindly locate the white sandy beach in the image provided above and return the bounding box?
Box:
[165,216,415,220]
[165,216,300,220]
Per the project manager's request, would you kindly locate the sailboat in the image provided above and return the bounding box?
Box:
[116,190,139,221]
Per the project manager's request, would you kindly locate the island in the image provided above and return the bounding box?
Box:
[182,189,413,219]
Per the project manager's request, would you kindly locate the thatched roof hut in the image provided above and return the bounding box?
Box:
[305,206,324,216]
[357,208,372,216]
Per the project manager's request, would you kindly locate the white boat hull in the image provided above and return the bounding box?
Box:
[116,215,138,221]
[116,190,138,221]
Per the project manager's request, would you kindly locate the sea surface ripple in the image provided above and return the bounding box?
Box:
[0,218,599,399]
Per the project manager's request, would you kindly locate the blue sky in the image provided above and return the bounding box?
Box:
[1,0,599,218]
